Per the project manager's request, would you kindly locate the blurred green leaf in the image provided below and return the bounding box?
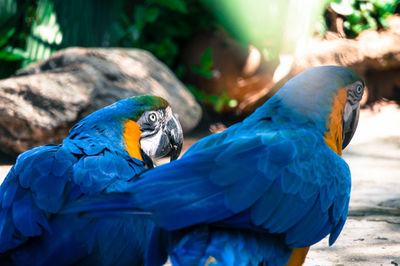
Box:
[155,38,178,61]
[212,95,224,112]
[200,48,213,69]
[175,64,186,79]
[0,27,15,47]
[148,0,188,14]
[347,10,362,24]
[145,7,160,23]
[191,65,213,78]
[379,16,389,28]
[190,48,214,78]
[0,51,20,61]
[187,84,205,100]
[364,12,378,29]
[9,47,27,58]
[22,0,58,66]
[187,84,237,112]
[0,46,26,61]
[134,5,159,25]
[352,23,364,33]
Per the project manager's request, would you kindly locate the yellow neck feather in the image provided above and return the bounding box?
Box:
[324,88,347,156]
[123,120,143,160]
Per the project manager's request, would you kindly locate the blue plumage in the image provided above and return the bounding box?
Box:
[0,95,182,265]
[152,226,291,266]
[64,66,363,265]
[0,140,151,265]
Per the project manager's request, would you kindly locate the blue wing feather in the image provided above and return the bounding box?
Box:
[11,194,50,237]
[80,127,347,247]
[165,226,292,266]
[329,204,348,245]
[225,171,270,213]
[60,93,351,265]
[0,136,151,265]
[1,176,18,209]
[69,126,351,251]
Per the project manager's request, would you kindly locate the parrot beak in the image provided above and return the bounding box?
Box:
[157,112,183,161]
[342,101,360,149]
[165,113,183,161]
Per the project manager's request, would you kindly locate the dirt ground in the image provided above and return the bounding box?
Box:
[0,103,399,265]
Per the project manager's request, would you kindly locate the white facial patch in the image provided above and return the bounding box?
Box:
[140,129,163,159]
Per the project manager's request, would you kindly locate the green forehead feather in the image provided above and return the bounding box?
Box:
[150,95,170,109]
[129,95,169,109]
[123,95,170,121]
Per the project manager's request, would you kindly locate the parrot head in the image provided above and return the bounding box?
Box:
[133,96,183,163]
[273,65,364,154]
[68,95,183,166]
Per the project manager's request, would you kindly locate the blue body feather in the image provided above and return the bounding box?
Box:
[0,96,171,265]
[64,66,360,265]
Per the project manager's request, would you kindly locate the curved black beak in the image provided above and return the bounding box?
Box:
[165,113,183,161]
[342,101,360,149]
[156,112,183,161]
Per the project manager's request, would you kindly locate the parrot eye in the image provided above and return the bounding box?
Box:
[355,84,363,94]
[148,112,157,122]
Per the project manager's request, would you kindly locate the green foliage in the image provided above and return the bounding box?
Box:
[330,0,400,37]
[22,0,58,66]
[0,0,37,78]
[190,48,213,79]
[110,0,215,67]
[0,0,215,77]
[187,48,238,112]
[0,0,226,110]
[0,28,26,61]
[2,0,397,110]
[148,0,188,13]
[187,85,238,112]
[22,0,126,67]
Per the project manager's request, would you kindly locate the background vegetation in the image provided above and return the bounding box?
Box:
[327,0,400,37]
[0,0,219,78]
[1,0,399,109]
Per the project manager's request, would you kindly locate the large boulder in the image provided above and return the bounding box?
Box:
[0,47,201,156]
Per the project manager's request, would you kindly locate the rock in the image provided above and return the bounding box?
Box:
[0,47,201,156]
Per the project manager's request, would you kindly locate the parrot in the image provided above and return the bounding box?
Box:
[64,65,364,265]
[0,95,183,265]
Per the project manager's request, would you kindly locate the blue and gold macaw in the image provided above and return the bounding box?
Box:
[0,95,183,265]
[66,66,364,265]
